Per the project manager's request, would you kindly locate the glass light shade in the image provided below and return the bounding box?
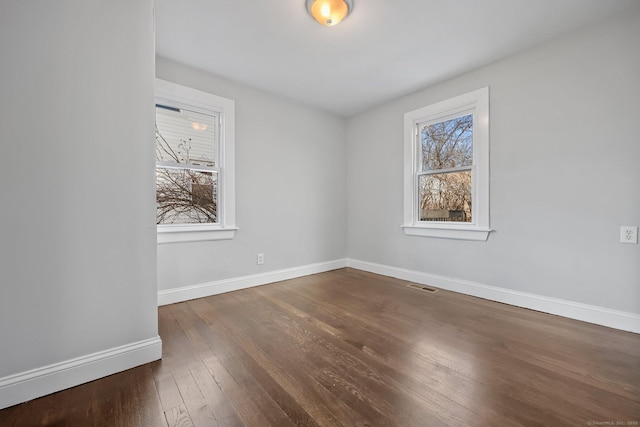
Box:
[307,0,352,27]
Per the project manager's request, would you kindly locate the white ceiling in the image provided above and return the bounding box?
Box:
[155,0,638,117]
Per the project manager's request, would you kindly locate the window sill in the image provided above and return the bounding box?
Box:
[157,226,238,244]
[402,224,491,241]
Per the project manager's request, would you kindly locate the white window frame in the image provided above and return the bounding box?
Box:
[402,87,491,241]
[155,78,237,244]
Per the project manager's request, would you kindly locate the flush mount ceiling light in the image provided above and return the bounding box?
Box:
[306,0,353,27]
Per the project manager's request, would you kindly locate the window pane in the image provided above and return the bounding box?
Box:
[155,105,216,167]
[421,114,472,171]
[156,168,217,224]
[419,171,471,222]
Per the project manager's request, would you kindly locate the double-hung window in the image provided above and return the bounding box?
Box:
[403,87,491,241]
[155,79,236,243]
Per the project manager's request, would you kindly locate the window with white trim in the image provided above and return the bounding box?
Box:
[403,87,490,241]
[155,79,236,243]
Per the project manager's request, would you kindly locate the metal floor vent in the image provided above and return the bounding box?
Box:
[406,283,438,293]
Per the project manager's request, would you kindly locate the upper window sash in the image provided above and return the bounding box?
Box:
[155,103,220,168]
[416,111,474,172]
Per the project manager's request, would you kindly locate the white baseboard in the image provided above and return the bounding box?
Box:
[347,259,640,334]
[156,256,639,333]
[157,259,347,306]
[0,336,162,411]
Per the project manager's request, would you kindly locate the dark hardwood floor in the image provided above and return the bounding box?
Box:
[1,268,639,426]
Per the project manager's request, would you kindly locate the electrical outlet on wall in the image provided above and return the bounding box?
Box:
[620,226,638,244]
[257,253,264,265]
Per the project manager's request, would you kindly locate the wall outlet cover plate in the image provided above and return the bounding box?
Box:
[620,226,638,244]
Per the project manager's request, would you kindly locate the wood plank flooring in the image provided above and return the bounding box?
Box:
[1,268,639,426]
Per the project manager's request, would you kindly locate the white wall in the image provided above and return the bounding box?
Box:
[0,1,160,408]
[347,10,640,315]
[156,57,347,294]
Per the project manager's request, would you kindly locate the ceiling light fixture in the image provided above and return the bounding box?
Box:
[306,0,353,27]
